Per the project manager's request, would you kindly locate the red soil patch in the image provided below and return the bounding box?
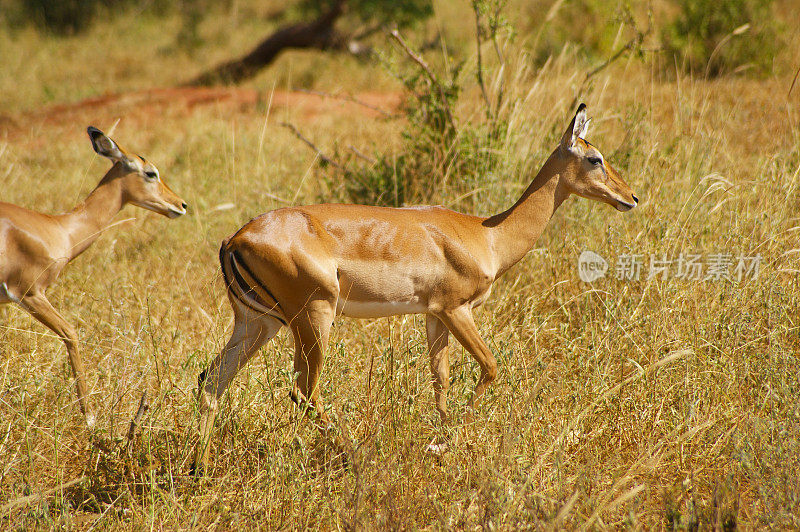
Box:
[0,86,402,142]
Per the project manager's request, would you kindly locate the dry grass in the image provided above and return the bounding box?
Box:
[1,1,799,529]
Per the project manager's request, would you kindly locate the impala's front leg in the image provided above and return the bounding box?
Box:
[21,292,95,428]
[438,306,498,421]
[425,314,453,453]
[194,313,282,474]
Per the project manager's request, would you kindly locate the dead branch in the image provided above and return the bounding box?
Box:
[125,391,150,455]
[389,29,456,131]
[281,122,345,170]
[570,10,652,110]
[473,4,493,116]
[789,63,800,98]
[298,89,396,118]
[347,145,377,164]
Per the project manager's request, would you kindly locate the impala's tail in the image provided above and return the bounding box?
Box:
[219,238,287,326]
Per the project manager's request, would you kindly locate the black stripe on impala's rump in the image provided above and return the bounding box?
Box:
[218,242,286,325]
[225,247,287,326]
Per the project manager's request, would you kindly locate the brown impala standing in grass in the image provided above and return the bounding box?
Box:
[195,104,638,470]
[0,128,187,428]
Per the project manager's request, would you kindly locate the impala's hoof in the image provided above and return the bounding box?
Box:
[425,440,449,455]
[189,462,205,478]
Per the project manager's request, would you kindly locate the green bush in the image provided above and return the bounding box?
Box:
[661,0,779,77]
[325,0,511,208]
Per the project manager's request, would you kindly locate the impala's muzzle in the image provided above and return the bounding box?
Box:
[615,195,638,212]
[167,201,188,218]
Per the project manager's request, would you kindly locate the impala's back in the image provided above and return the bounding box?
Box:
[222,203,496,321]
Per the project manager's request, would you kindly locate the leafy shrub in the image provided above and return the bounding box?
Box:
[325,0,511,208]
[661,0,779,77]
[340,60,506,207]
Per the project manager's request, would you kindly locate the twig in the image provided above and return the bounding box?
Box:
[570,10,652,110]
[389,29,456,132]
[1,476,87,513]
[280,122,345,170]
[789,63,800,98]
[347,145,377,164]
[263,191,292,204]
[473,2,493,117]
[297,89,396,118]
[126,391,149,455]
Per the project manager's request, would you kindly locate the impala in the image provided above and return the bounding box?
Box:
[0,127,187,428]
[195,104,637,470]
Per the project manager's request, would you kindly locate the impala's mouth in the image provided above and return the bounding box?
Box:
[166,206,187,218]
[134,201,187,218]
[615,193,638,212]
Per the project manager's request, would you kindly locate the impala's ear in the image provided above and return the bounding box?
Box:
[87,126,126,162]
[560,103,590,151]
[577,116,591,139]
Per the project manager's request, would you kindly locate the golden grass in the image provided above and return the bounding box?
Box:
[1,1,799,528]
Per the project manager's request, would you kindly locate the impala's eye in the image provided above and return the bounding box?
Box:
[144,170,158,180]
[587,156,602,166]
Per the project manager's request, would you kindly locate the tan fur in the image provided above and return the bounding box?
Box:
[194,105,637,469]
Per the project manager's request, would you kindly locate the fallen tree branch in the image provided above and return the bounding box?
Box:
[188,1,347,86]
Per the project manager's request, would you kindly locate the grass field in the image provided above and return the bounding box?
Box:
[1,0,799,528]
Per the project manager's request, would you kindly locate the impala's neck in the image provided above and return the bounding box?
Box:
[486,150,570,277]
[58,164,128,262]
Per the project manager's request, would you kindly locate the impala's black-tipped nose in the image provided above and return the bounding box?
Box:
[632,195,639,204]
[181,202,188,210]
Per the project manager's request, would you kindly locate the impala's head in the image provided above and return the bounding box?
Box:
[88,126,188,218]
[557,104,638,212]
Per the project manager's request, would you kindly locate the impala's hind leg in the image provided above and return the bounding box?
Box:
[288,298,336,429]
[195,306,283,473]
[426,315,451,423]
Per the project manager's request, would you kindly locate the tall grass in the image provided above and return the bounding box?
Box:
[1,1,799,529]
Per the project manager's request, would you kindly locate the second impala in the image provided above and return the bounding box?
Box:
[0,128,187,428]
[195,104,638,469]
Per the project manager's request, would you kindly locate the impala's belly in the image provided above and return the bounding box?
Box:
[336,298,427,318]
[335,260,432,318]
